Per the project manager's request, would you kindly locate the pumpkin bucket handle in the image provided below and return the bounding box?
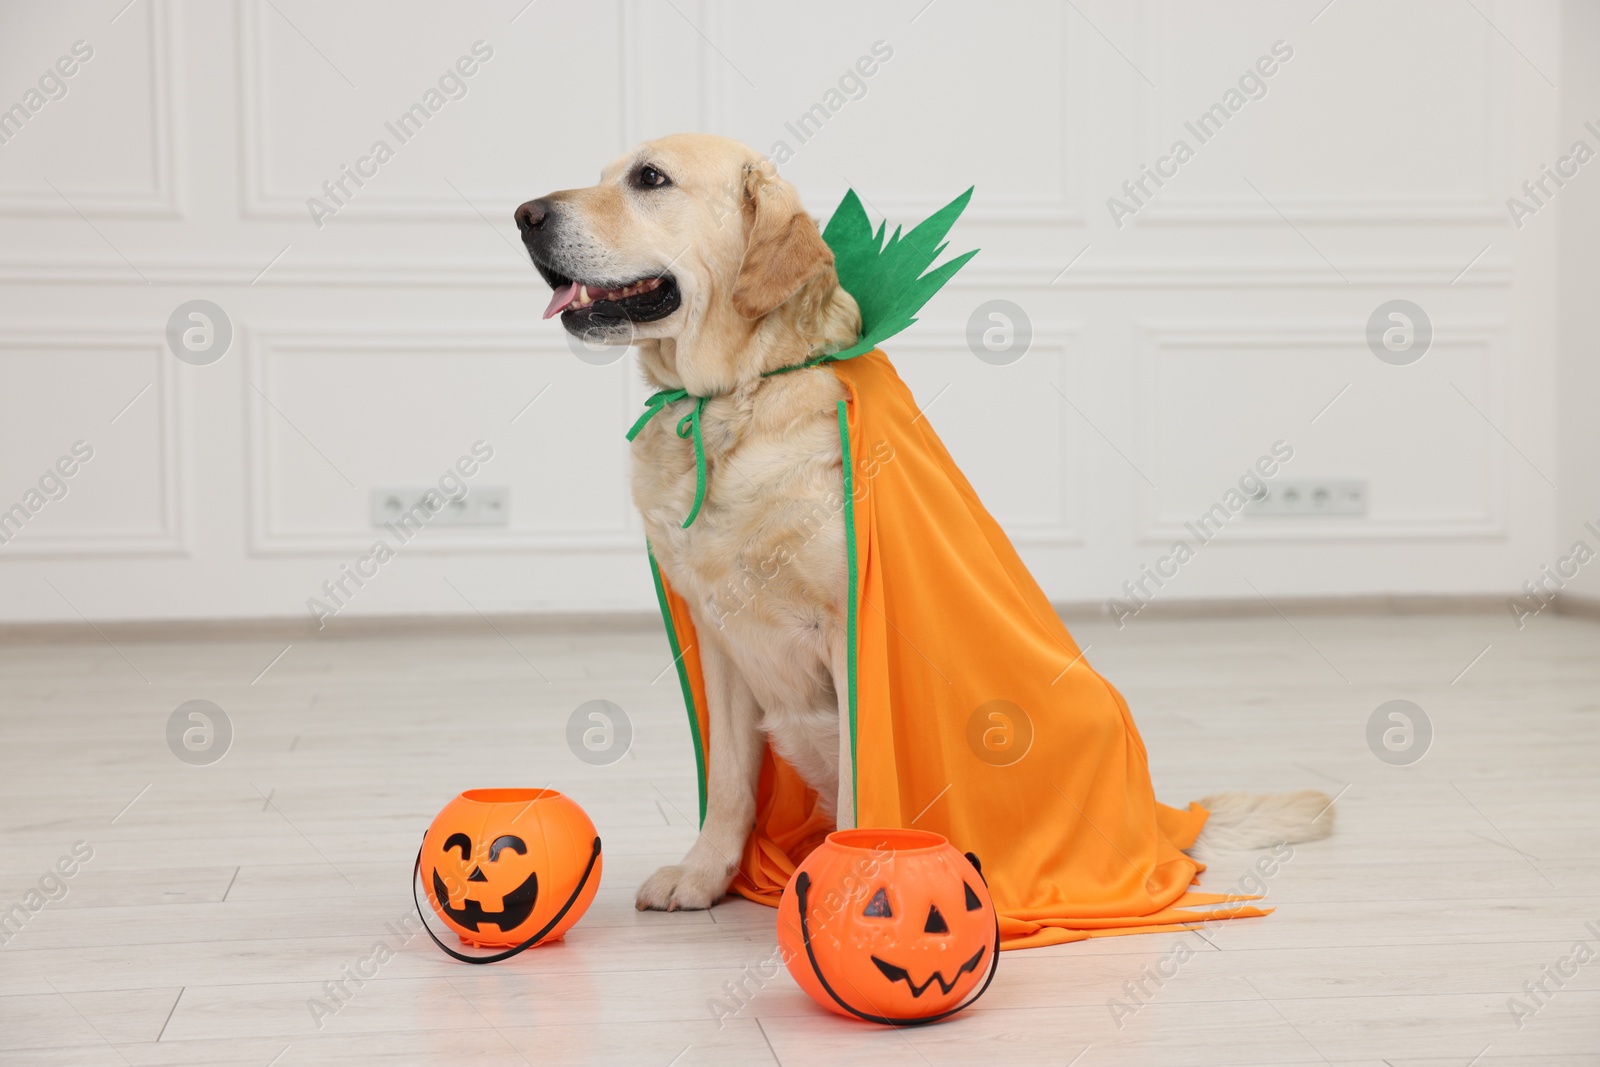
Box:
[794,849,1000,1026]
[412,835,602,964]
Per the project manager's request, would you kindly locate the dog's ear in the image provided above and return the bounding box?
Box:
[731,163,833,320]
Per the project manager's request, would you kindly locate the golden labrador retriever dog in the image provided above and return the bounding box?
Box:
[515,133,1331,911]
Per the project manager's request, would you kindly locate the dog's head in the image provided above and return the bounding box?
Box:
[516,133,858,393]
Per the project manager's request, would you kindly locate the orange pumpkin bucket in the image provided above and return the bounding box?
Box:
[777,828,999,1024]
[412,788,602,963]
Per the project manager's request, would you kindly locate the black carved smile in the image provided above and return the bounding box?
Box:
[431,868,539,932]
[870,946,987,998]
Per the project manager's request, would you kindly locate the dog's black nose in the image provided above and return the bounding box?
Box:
[515,199,550,233]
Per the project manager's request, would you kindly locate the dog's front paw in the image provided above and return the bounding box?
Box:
[635,862,730,911]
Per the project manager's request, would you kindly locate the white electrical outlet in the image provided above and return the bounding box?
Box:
[473,486,509,523]
[1246,479,1368,517]
[370,485,511,527]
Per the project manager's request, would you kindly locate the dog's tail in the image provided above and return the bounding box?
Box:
[1191,789,1335,852]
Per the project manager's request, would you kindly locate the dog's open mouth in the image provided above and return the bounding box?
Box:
[535,262,681,327]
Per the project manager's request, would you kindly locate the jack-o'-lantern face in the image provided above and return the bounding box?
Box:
[856,877,989,1001]
[431,831,539,934]
[419,788,604,951]
[778,828,999,1024]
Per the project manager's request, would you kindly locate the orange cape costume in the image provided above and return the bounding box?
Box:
[644,192,1267,949]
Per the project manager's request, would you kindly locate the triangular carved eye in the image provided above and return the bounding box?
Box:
[964,881,983,911]
[924,904,949,934]
[863,888,893,917]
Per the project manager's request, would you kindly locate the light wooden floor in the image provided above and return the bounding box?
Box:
[2,610,1597,1066]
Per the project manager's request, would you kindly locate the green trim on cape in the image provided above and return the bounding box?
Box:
[649,551,707,826]
[836,400,860,816]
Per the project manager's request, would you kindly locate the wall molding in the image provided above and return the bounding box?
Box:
[1127,3,1507,227]
[1132,318,1509,544]
[236,0,630,222]
[0,0,180,218]
[894,328,1086,547]
[0,256,1517,289]
[699,0,1083,226]
[1133,199,1506,226]
[243,325,639,556]
[0,327,184,555]
[244,323,1087,555]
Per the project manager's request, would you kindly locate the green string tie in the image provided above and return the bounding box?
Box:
[625,359,836,530]
[626,389,709,528]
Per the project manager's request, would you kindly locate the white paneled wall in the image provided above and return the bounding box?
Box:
[1559,0,1600,602]
[0,0,1581,622]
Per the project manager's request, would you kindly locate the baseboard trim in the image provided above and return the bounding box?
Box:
[0,594,1558,643]
[1051,593,1514,622]
[1554,593,1600,622]
[0,611,664,644]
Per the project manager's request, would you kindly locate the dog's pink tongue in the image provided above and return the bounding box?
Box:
[543,282,579,320]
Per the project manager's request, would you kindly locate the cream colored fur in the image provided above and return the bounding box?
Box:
[1190,789,1336,857]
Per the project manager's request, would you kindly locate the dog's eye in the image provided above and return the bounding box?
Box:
[635,164,671,189]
